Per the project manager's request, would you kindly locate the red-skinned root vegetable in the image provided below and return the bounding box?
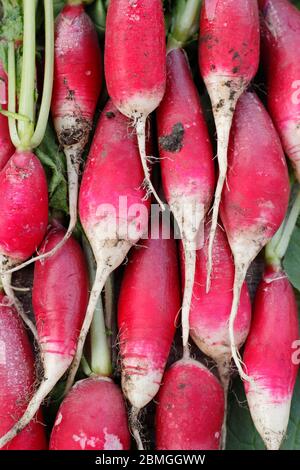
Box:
[65,100,150,393]
[157,48,214,350]
[259,0,300,181]
[243,265,299,450]
[49,377,130,450]
[0,292,47,450]
[198,0,260,289]
[220,91,290,381]
[156,358,224,450]
[118,221,181,449]
[0,61,14,170]
[0,150,48,336]
[105,0,166,209]
[0,226,89,448]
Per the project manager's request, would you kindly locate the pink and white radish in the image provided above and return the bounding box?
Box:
[0,292,47,450]
[220,91,290,380]
[156,358,224,450]
[105,0,166,208]
[259,0,300,181]
[157,47,214,350]
[65,100,150,392]
[0,226,89,448]
[49,377,130,450]
[118,221,181,448]
[198,0,260,287]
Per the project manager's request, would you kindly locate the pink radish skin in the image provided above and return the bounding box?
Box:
[198,0,260,287]
[220,91,290,380]
[187,222,251,380]
[0,150,48,334]
[156,358,224,450]
[0,292,47,450]
[118,223,180,448]
[0,226,89,448]
[259,0,300,181]
[0,61,14,170]
[65,100,150,392]
[243,265,299,450]
[105,0,166,208]
[49,377,130,450]
[157,48,214,349]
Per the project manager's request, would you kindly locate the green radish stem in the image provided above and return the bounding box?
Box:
[7,41,20,148]
[167,0,202,51]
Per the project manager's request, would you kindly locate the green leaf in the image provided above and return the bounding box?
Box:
[36,123,69,215]
[0,0,23,42]
[283,224,300,292]
[226,373,300,450]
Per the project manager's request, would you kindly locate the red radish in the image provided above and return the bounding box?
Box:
[188,222,251,383]
[259,0,300,181]
[49,377,130,450]
[198,0,260,287]
[156,358,224,450]
[0,61,14,170]
[157,48,214,349]
[220,91,289,380]
[0,226,89,448]
[243,265,299,450]
[105,0,166,208]
[0,150,48,334]
[0,292,47,450]
[118,222,180,448]
[65,100,150,392]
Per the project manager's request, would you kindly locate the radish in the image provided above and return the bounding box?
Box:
[0,225,89,448]
[105,0,166,209]
[0,0,54,328]
[118,221,181,448]
[243,265,299,450]
[198,0,260,287]
[0,60,14,170]
[65,100,150,392]
[219,91,290,380]
[0,291,47,450]
[156,358,224,450]
[259,0,300,181]
[49,377,130,450]
[157,47,214,350]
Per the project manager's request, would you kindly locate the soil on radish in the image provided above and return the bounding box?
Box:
[158,122,185,152]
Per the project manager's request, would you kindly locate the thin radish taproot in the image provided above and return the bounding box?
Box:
[198,0,260,288]
[156,358,224,450]
[259,0,300,181]
[65,100,150,393]
[0,61,14,170]
[49,377,130,450]
[157,48,214,350]
[220,91,290,381]
[0,226,89,448]
[0,292,47,450]
[118,220,181,449]
[105,0,166,209]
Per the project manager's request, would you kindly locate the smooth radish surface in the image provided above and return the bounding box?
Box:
[105,0,166,208]
[220,91,290,380]
[49,377,130,450]
[187,221,251,382]
[0,61,14,170]
[157,48,214,349]
[0,226,89,448]
[0,292,47,450]
[156,358,224,450]
[66,100,150,392]
[0,150,48,334]
[259,0,300,181]
[243,266,299,450]
[118,221,180,448]
[198,0,260,288]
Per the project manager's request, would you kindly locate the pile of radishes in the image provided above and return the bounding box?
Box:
[0,0,299,451]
